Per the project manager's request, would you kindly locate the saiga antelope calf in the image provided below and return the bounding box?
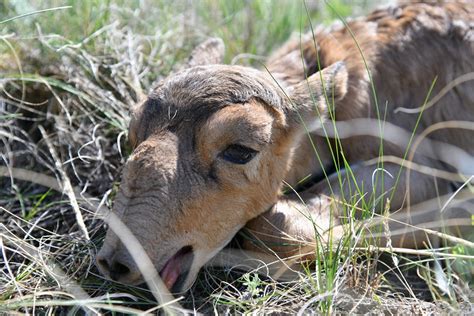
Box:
[97,2,474,293]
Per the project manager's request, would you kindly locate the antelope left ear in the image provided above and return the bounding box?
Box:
[287,62,348,132]
[184,37,225,68]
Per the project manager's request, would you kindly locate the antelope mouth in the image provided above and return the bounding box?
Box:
[159,245,194,292]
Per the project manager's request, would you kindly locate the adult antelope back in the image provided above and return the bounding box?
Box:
[96,2,474,293]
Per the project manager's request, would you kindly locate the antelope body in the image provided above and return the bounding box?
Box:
[97,2,474,293]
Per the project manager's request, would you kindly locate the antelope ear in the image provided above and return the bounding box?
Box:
[287,62,348,132]
[128,100,145,149]
[184,37,225,67]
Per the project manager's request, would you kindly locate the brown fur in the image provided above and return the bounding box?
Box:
[97,2,474,292]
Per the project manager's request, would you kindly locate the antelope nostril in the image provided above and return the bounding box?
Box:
[97,255,132,282]
[109,260,131,281]
[97,258,110,271]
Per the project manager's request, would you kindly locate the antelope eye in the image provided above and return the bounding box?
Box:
[221,144,258,164]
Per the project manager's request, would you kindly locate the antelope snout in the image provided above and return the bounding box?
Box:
[96,245,142,284]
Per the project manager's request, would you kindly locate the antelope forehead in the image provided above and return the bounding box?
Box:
[201,103,274,145]
[159,65,283,111]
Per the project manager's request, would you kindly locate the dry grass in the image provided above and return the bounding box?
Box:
[1,0,473,314]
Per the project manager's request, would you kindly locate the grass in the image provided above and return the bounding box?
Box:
[1,0,473,314]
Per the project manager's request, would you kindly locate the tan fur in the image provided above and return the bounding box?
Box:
[97,2,474,292]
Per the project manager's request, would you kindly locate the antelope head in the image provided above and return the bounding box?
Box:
[96,38,348,293]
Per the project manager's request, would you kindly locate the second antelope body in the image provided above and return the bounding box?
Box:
[97,2,474,292]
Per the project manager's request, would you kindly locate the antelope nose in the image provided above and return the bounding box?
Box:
[96,250,141,284]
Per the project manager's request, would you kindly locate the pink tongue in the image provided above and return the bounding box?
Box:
[160,256,181,290]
